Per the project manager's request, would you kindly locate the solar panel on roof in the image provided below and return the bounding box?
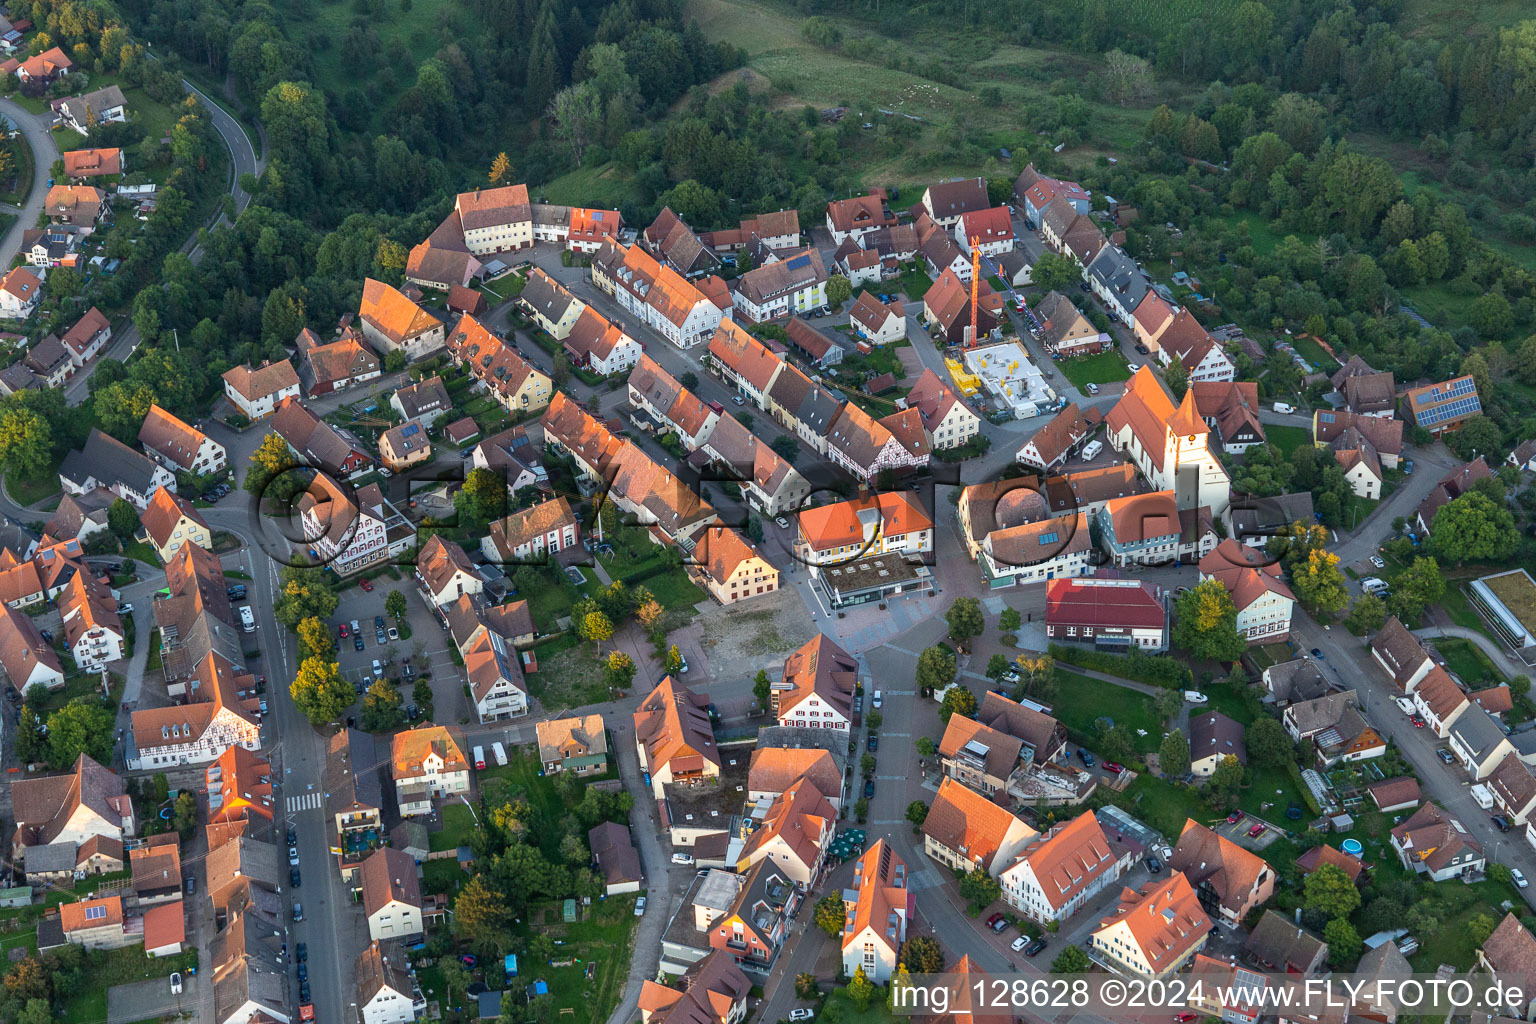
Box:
[402,423,419,437]
[785,255,811,270]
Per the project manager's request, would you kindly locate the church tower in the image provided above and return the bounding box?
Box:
[1164,390,1231,516]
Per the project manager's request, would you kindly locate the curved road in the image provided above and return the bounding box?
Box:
[0,97,61,271]
[56,76,265,404]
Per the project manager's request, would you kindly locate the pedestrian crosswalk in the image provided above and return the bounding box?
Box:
[285,792,323,814]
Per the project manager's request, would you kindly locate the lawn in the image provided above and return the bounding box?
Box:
[1052,669,1163,753]
[421,858,469,896]
[541,163,640,208]
[0,130,30,205]
[1264,424,1311,457]
[501,896,642,1024]
[1239,763,1307,819]
[428,801,478,853]
[821,987,902,1024]
[1056,350,1131,390]
[896,264,933,301]
[4,465,60,507]
[525,643,610,708]
[1432,636,1497,687]
[300,0,481,111]
[1109,773,1211,840]
[1288,334,1339,373]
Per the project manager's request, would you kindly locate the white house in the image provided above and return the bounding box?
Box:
[221,360,301,420]
[361,847,424,942]
[920,778,1037,878]
[356,942,426,1024]
[127,654,262,770]
[1001,811,1133,923]
[299,476,413,577]
[392,725,471,816]
[848,292,906,346]
[0,266,42,319]
[732,249,828,323]
[841,840,910,984]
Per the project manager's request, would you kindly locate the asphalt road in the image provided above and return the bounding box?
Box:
[0,98,60,270]
[61,76,265,406]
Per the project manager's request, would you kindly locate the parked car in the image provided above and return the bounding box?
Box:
[789,1011,815,1022]
[300,980,311,1004]
[170,973,182,995]
[634,896,647,916]
[1011,937,1028,952]
[1437,749,1456,765]
[1184,691,1209,704]
[1025,938,1048,957]
[1493,815,1512,833]
[290,868,301,887]
[732,395,745,406]
[863,779,875,798]
[1370,555,1386,569]
[354,636,365,651]
[1076,748,1095,767]
[375,615,385,628]
[292,902,303,922]
[376,629,386,645]
[339,623,349,638]
[867,735,879,752]
[1227,810,1246,824]
[1310,648,1324,658]
[1085,382,1100,395]
[1101,761,1124,775]
[387,627,399,641]
[297,943,307,963]
[371,659,383,678]
[185,876,196,894]
[670,852,694,866]
[872,690,883,708]
[288,845,299,866]
[1247,823,1268,838]
[775,516,791,529]
[988,914,1008,934]
[1411,715,1426,728]
[1145,857,1162,873]
[678,653,689,674]
[297,963,308,983]
[360,578,374,592]
[1514,869,1529,889]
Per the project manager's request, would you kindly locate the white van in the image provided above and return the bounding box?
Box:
[872,690,883,709]
[472,745,487,770]
[1361,577,1389,596]
[491,741,508,766]
[239,606,256,632]
[1273,402,1296,414]
[1081,440,1104,461]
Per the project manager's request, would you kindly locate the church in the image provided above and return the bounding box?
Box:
[1105,366,1231,518]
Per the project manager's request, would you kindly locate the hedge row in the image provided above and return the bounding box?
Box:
[1047,643,1193,690]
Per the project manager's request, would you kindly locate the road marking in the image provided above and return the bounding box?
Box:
[881,732,912,738]
[286,792,323,813]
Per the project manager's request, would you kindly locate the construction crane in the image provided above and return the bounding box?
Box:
[969,235,981,348]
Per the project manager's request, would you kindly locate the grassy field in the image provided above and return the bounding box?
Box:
[1397,0,1532,43]
[541,163,641,208]
[1265,424,1311,457]
[1215,210,1297,256]
[0,131,33,206]
[1053,669,1162,753]
[505,897,641,1024]
[1111,773,1211,839]
[1288,333,1339,372]
[428,801,478,852]
[1056,350,1131,389]
[896,264,933,301]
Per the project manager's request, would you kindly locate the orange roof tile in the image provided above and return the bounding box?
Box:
[360,278,443,344]
[796,491,931,554]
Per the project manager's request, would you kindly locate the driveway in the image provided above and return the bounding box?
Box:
[108,974,196,1024]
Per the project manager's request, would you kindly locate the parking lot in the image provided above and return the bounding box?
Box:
[107,974,197,1024]
[329,581,468,723]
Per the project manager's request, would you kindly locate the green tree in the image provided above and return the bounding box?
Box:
[826,274,852,307]
[0,405,52,477]
[275,566,339,629]
[939,684,977,723]
[770,434,799,463]
[1389,556,1447,620]
[1432,492,1519,566]
[814,894,845,937]
[1052,946,1092,973]
[999,607,1022,633]
[361,679,406,732]
[413,677,433,718]
[1160,730,1190,775]
[899,934,943,973]
[1467,912,1499,947]
[753,669,772,711]
[847,967,875,1011]
[454,874,512,950]
[1247,717,1294,770]
[860,753,876,777]
[1343,593,1387,634]
[386,589,408,624]
[173,790,198,837]
[246,431,297,496]
[945,597,985,651]
[297,616,335,661]
[916,737,936,759]
[916,644,957,697]
[1164,358,1189,401]
[905,800,929,829]
[16,998,53,1024]
[580,610,614,644]
[986,654,1011,682]
[1303,862,1362,919]
[958,869,1001,913]
[1031,252,1081,293]
[46,698,114,767]
[1290,547,1349,615]
[290,657,352,726]
[1154,687,1183,723]
[605,651,636,692]
[1324,918,1362,968]
[107,498,139,539]
[1172,580,1247,661]
[1205,754,1245,807]
[454,467,507,530]
[795,974,819,1000]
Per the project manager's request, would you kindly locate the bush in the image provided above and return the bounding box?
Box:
[1047,643,1191,689]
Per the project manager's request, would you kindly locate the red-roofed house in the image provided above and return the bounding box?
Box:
[689,527,778,606]
[1198,539,1296,645]
[954,207,1015,257]
[1001,810,1135,922]
[841,840,912,982]
[921,777,1037,877]
[1046,577,1168,652]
